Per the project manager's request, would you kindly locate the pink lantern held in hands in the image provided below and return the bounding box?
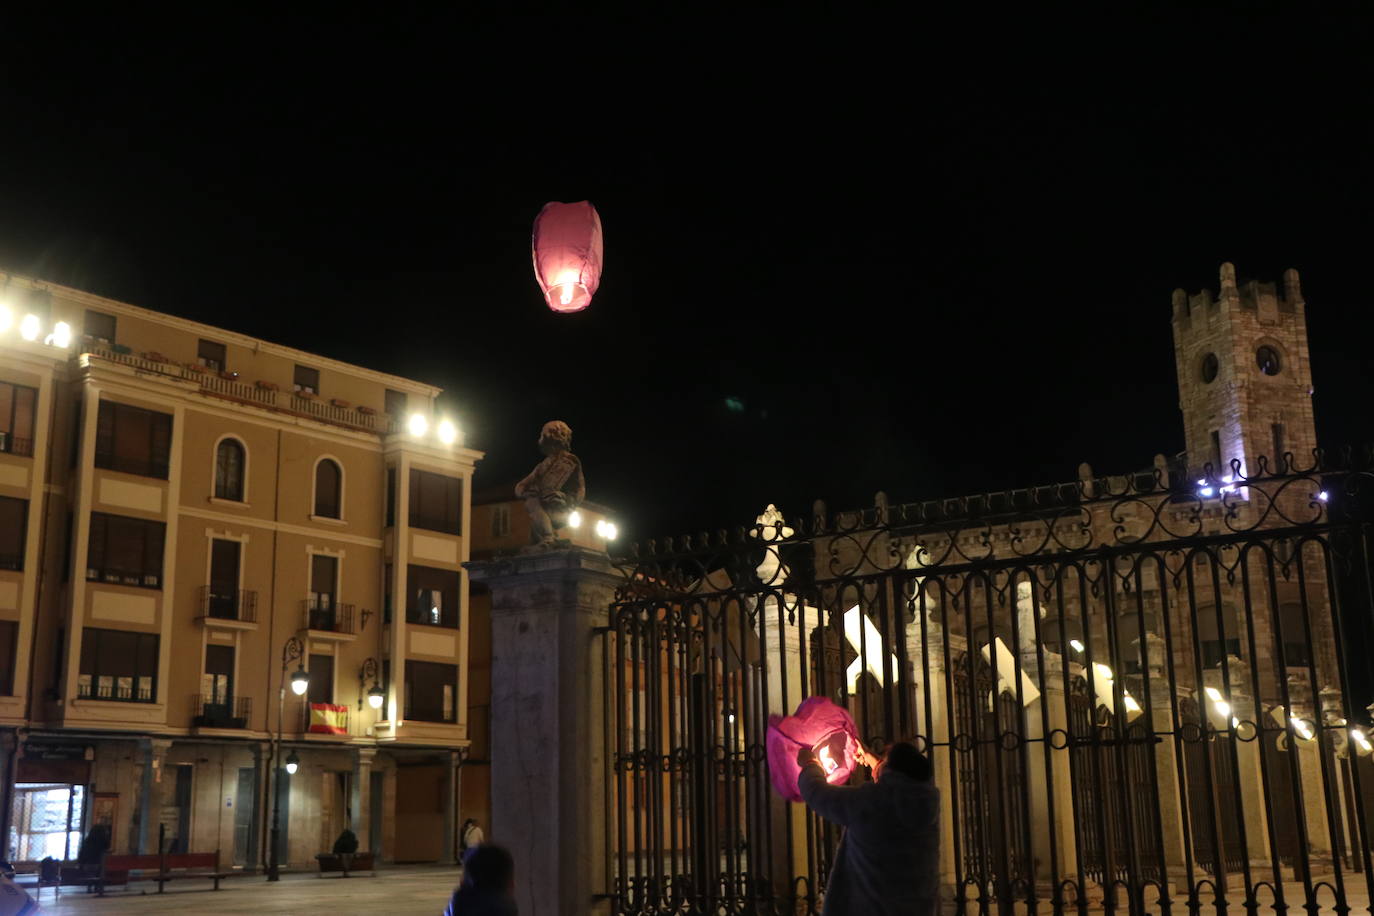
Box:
[766,696,861,802]
[531,200,604,314]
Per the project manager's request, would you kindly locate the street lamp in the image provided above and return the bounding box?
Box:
[358,657,384,711]
[268,636,307,882]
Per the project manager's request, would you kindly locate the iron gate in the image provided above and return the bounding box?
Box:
[606,454,1374,914]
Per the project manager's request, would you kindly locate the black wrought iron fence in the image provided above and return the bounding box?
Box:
[605,451,1374,915]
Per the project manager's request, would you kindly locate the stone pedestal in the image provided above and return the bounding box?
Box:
[466,547,619,916]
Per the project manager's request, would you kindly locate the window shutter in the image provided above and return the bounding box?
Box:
[150,413,172,477]
[95,401,114,461]
[87,514,107,574]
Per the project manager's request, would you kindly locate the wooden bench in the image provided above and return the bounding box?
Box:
[158,851,231,891]
[98,850,228,895]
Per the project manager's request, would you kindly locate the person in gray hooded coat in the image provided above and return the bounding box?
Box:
[797,741,940,916]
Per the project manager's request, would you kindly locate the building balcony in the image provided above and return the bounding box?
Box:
[193,694,251,729]
[0,432,33,457]
[81,348,390,435]
[302,599,357,640]
[196,585,258,629]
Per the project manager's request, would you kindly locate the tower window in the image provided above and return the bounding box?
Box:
[1209,430,1222,475]
[1200,352,1218,383]
[1256,345,1282,376]
[1271,423,1286,473]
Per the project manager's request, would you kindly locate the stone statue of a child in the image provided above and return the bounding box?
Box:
[515,420,586,548]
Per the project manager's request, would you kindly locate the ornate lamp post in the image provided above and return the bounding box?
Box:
[267,636,308,881]
[357,657,384,711]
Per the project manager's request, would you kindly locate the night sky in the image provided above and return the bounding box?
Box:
[1,8,1371,543]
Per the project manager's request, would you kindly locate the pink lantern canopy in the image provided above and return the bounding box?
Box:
[531,200,604,314]
[766,696,861,802]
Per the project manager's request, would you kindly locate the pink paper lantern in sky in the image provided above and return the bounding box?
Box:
[766,696,861,802]
[531,200,604,314]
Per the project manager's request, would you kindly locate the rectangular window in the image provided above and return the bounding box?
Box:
[385,466,396,527]
[78,628,158,702]
[87,513,166,588]
[208,539,241,618]
[383,564,394,624]
[0,498,26,570]
[0,381,37,457]
[408,469,462,535]
[404,661,457,723]
[95,400,172,479]
[407,565,460,628]
[0,621,17,695]
[1209,430,1222,475]
[84,310,116,344]
[1271,423,1286,473]
[307,654,334,705]
[293,365,320,395]
[197,339,227,372]
[384,389,407,417]
[202,644,235,707]
[491,505,511,539]
[308,554,338,630]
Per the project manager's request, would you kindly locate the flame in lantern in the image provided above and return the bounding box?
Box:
[817,744,839,775]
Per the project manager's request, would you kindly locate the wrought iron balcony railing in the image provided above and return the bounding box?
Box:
[198,585,258,622]
[0,432,33,457]
[193,694,251,728]
[77,678,154,703]
[302,598,356,635]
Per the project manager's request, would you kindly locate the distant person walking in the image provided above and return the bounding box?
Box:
[460,818,484,852]
[796,741,940,916]
[444,843,516,916]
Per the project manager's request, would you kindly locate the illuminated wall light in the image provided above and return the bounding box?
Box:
[437,419,457,445]
[48,321,72,348]
[19,314,40,341]
[1293,719,1315,741]
[1069,639,1085,653]
[407,413,429,437]
[1203,685,1232,719]
[1318,491,1330,502]
[595,519,618,540]
[567,510,582,529]
[1353,728,1372,753]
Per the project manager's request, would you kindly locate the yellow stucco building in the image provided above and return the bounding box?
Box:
[0,273,481,869]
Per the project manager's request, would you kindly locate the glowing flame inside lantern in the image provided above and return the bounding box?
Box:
[532,201,604,314]
[766,696,860,802]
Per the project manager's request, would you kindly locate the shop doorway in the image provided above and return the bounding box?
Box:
[9,783,85,861]
[393,763,443,863]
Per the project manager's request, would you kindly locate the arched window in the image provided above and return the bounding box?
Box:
[1196,603,1241,668]
[1279,603,1312,668]
[215,438,246,502]
[314,459,342,519]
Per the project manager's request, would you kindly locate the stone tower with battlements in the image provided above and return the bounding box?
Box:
[1171,262,1318,479]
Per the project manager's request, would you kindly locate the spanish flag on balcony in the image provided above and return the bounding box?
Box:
[308,702,348,735]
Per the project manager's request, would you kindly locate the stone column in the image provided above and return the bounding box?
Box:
[465,547,619,916]
[908,613,963,905]
[248,742,266,872]
[353,748,376,852]
[1138,635,1189,883]
[134,738,173,853]
[442,749,459,864]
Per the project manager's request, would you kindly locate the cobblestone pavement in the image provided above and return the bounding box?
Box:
[34,865,462,916]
